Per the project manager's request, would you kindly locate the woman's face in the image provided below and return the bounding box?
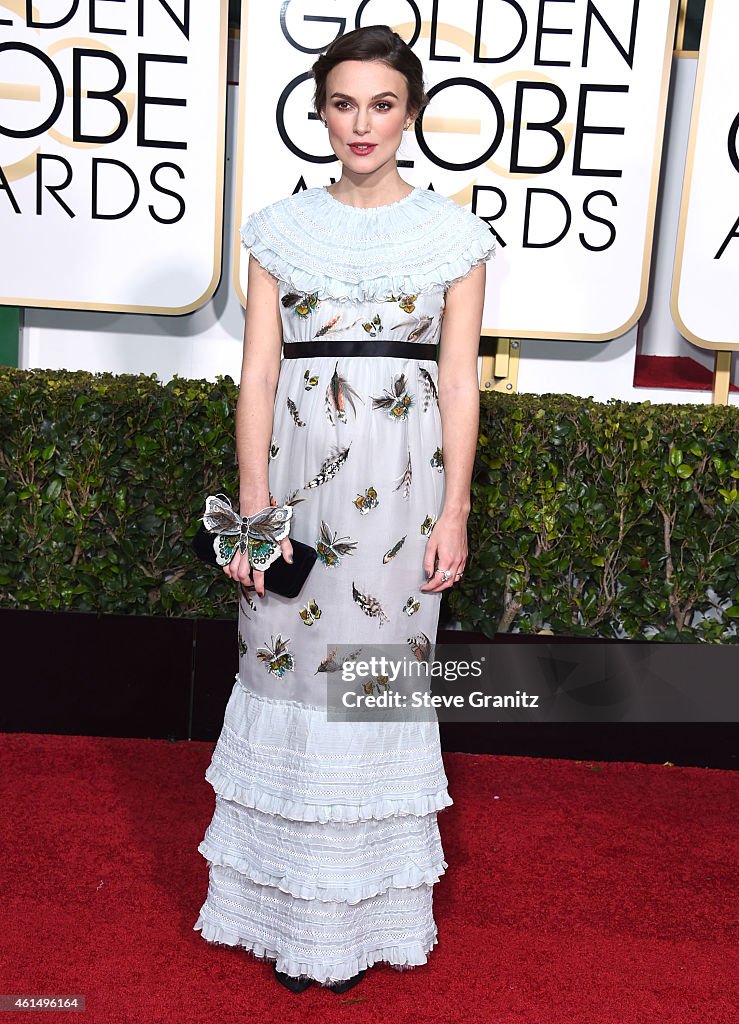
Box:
[321,60,412,175]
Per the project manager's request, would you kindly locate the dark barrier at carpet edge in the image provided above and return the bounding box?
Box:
[319,643,739,723]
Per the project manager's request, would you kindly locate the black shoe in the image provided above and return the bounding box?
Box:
[273,964,314,993]
[327,969,367,994]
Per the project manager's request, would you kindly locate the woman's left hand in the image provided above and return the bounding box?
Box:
[420,512,468,592]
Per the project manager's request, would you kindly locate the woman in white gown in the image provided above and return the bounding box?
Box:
[194,24,494,994]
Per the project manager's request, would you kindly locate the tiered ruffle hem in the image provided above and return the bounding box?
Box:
[193,678,453,985]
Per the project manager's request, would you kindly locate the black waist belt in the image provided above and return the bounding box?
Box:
[282,340,438,361]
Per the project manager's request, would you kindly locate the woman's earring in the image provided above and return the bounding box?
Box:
[322,118,327,127]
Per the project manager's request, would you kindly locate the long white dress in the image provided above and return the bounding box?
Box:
[193,185,496,984]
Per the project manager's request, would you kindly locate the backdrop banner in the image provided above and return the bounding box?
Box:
[672,0,739,353]
[0,0,228,314]
[235,0,679,341]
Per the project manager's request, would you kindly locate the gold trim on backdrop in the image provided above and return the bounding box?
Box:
[232,0,250,310]
[675,0,689,51]
[423,117,481,135]
[0,81,39,100]
[671,0,738,360]
[712,351,733,405]
[0,1,229,315]
[479,340,520,394]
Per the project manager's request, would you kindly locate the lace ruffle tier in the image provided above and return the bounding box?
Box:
[240,185,497,302]
[193,680,453,984]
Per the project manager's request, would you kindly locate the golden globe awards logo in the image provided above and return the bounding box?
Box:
[238,0,678,338]
[274,0,644,253]
[0,1,194,222]
[0,2,227,313]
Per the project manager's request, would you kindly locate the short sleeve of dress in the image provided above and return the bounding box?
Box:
[239,201,294,285]
[238,187,496,301]
[434,204,497,291]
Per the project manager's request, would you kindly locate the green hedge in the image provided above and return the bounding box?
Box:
[0,368,737,641]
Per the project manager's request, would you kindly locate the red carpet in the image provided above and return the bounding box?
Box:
[633,353,738,392]
[2,733,737,1024]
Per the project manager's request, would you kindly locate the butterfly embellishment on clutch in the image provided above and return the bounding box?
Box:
[200,493,292,570]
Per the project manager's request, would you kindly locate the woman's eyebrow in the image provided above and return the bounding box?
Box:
[329,91,399,101]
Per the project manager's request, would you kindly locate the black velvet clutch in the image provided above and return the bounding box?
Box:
[191,523,318,599]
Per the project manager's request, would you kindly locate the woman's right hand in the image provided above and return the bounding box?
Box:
[224,548,262,595]
[222,495,294,597]
[223,538,293,597]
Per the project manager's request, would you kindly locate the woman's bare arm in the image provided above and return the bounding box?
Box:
[420,261,486,592]
[224,254,291,594]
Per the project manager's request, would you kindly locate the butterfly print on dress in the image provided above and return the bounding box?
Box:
[316,521,358,567]
[282,291,320,317]
[256,633,295,677]
[353,486,379,514]
[387,293,418,314]
[299,598,321,625]
[362,675,390,696]
[430,447,444,472]
[420,514,437,536]
[362,313,382,337]
[371,373,414,421]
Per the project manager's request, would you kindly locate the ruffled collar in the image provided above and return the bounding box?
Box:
[320,184,420,213]
[240,185,496,302]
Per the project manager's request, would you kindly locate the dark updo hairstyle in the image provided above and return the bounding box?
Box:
[312,25,429,121]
